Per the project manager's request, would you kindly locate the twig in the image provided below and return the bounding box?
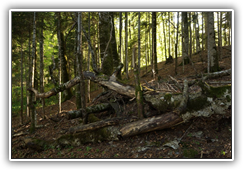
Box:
[169,75,182,92]
[179,122,193,141]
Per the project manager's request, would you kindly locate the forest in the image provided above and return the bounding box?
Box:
[11,11,232,159]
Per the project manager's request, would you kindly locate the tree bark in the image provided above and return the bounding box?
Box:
[135,13,144,119]
[56,12,73,102]
[39,15,45,119]
[30,12,36,133]
[99,12,113,76]
[66,103,111,119]
[125,12,129,79]
[20,41,23,125]
[182,12,189,65]
[76,12,82,109]
[207,12,219,72]
[152,12,158,78]
[69,117,120,134]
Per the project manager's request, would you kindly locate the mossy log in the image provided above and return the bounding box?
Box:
[66,103,111,119]
[23,83,231,149]
[69,117,121,133]
[25,66,231,146]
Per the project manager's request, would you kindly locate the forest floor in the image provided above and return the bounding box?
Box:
[11,46,232,159]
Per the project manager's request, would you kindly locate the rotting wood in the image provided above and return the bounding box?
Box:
[23,83,231,148]
[120,79,189,138]
[22,67,232,150]
[69,117,120,133]
[66,103,111,119]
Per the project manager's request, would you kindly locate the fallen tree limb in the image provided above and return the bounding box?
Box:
[69,117,120,133]
[23,82,231,150]
[120,79,189,137]
[202,69,231,81]
[28,63,136,99]
[28,63,231,101]
[66,103,111,119]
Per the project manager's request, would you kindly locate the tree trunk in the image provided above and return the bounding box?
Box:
[99,12,113,76]
[125,12,129,79]
[195,12,201,53]
[207,12,219,72]
[30,12,36,133]
[168,12,171,57]
[110,12,120,79]
[201,12,204,51]
[56,12,73,102]
[79,13,87,124]
[152,12,158,78]
[135,12,144,119]
[182,12,189,65]
[39,15,45,119]
[189,12,192,60]
[163,13,167,61]
[20,41,23,125]
[76,12,82,110]
[119,12,122,62]
[219,12,222,60]
[66,103,111,120]
[56,12,62,114]
[175,12,179,75]
[87,12,91,103]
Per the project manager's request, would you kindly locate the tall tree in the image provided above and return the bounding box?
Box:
[56,12,73,102]
[125,12,129,79]
[20,39,23,125]
[76,12,81,109]
[175,12,179,75]
[99,12,115,76]
[194,12,200,53]
[189,12,192,59]
[79,12,87,123]
[145,12,148,73]
[201,12,204,51]
[152,12,158,78]
[30,12,36,133]
[162,13,167,60]
[56,12,62,114]
[39,14,45,119]
[168,12,171,57]
[110,12,120,78]
[87,12,91,103]
[218,12,222,60]
[119,12,122,62]
[134,12,144,119]
[207,12,219,72]
[182,12,189,65]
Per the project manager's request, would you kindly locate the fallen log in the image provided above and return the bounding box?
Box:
[23,82,231,150]
[66,103,111,119]
[69,117,120,133]
[120,79,189,137]
[23,64,232,148]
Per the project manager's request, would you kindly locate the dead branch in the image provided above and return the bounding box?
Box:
[69,117,121,133]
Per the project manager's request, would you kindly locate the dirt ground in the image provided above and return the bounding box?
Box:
[11,46,232,159]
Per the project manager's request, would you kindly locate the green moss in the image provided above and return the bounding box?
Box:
[226,95,231,102]
[187,95,209,112]
[88,113,100,123]
[164,93,172,100]
[58,133,87,146]
[206,85,231,98]
[58,114,110,147]
[183,148,198,158]
[156,93,176,112]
